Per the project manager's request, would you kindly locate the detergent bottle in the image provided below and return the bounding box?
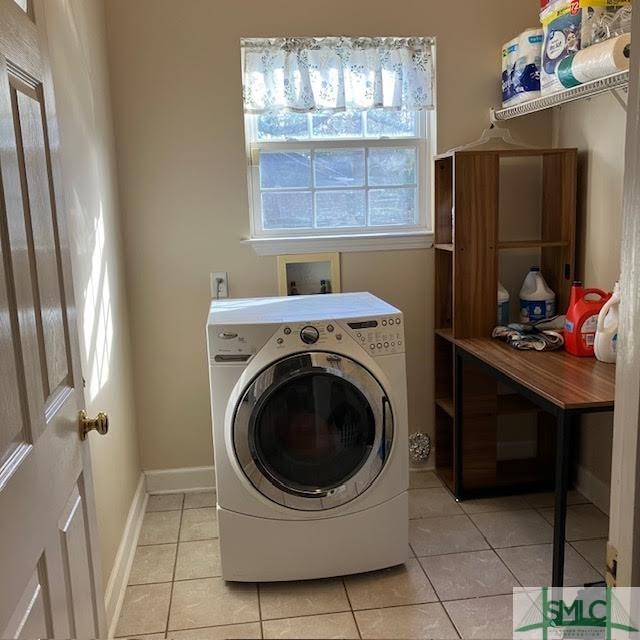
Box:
[564,281,611,357]
[594,281,620,363]
[519,267,555,323]
[497,282,510,325]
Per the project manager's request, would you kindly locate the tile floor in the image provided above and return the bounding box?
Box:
[116,473,608,640]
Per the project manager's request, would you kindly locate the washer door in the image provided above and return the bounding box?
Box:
[233,352,393,511]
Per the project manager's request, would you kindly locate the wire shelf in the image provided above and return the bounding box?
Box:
[492,71,629,120]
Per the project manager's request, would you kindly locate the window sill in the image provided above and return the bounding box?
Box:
[243,231,434,256]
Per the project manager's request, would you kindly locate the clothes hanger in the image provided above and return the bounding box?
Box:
[446,118,533,153]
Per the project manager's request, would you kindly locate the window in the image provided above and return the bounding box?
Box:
[241,37,435,253]
[246,109,432,238]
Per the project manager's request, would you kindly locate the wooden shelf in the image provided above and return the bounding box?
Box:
[498,240,570,250]
[435,243,454,252]
[435,397,454,417]
[435,327,453,342]
[435,393,538,421]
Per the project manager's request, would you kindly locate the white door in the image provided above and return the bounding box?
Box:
[0,0,107,637]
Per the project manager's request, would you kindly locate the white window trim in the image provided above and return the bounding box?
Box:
[242,110,436,255]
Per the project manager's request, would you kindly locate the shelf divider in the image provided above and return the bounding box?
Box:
[498,240,570,250]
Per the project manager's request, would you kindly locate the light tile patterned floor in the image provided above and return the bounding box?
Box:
[116,475,609,640]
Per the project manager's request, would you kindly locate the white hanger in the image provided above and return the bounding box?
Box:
[446,119,532,153]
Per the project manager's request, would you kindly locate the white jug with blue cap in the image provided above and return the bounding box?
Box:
[519,267,555,323]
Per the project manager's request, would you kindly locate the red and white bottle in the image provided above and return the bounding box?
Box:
[564,281,611,357]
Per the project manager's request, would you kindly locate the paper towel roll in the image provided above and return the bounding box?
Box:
[558,33,631,89]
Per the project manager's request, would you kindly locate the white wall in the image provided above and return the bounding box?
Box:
[104,0,547,472]
[554,92,627,512]
[42,0,141,589]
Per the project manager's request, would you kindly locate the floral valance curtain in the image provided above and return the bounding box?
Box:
[242,37,434,114]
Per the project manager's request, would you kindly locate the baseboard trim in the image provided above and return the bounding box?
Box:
[576,463,610,515]
[105,473,147,638]
[144,466,215,494]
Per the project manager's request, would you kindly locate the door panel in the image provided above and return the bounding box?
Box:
[0,0,106,636]
[12,83,70,397]
[2,565,52,640]
[0,237,25,468]
[58,483,96,639]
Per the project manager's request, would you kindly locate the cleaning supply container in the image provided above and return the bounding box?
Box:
[519,267,556,323]
[497,282,510,325]
[564,281,611,357]
[594,281,620,363]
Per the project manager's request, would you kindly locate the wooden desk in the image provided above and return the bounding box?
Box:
[437,329,616,587]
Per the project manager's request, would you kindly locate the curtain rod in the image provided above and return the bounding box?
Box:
[241,36,435,47]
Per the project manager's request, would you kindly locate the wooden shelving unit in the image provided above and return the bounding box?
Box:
[433,147,577,497]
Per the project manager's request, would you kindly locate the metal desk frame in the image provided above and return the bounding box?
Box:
[454,346,613,587]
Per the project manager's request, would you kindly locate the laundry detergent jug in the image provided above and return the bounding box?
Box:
[564,282,611,357]
[594,281,620,363]
[519,267,555,323]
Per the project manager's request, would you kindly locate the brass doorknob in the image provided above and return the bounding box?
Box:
[79,410,109,440]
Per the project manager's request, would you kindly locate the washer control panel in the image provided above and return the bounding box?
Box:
[271,315,404,355]
[343,315,404,355]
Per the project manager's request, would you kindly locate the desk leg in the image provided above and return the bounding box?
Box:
[454,348,463,500]
[552,412,573,587]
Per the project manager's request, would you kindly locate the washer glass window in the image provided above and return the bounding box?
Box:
[253,371,375,492]
[234,352,393,510]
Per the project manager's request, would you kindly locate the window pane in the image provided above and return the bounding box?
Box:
[366,110,417,137]
[368,148,416,186]
[369,188,417,226]
[260,152,311,189]
[316,190,366,228]
[262,192,313,229]
[312,111,363,138]
[256,113,309,140]
[315,149,365,188]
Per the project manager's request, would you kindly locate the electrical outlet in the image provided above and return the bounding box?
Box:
[211,272,229,299]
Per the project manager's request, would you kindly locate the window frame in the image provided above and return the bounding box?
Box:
[243,109,435,250]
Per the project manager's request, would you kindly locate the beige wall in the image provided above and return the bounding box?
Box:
[554,94,627,512]
[104,0,546,471]
[42,0,141,588]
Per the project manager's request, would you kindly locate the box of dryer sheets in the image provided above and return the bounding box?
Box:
[540,0,632,95]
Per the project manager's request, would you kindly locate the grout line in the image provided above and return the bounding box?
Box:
[440,591,519,605]
[161,619,263,634]
[413,556,439,603]
[173,535,219,544]
[257,583,264,639]
[164,503,185,638]
[462,510,525,588]
[438,599,462,639]
[341,577,361,640]
[258,607,352,623]
[129,574,225,587]
[569,539,608,576]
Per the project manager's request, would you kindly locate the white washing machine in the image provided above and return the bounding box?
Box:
[206,292,408,582]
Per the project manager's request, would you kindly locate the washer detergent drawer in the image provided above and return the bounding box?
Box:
[217,492,408,582]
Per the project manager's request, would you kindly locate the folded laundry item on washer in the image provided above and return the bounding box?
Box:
[492,319,565,351]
